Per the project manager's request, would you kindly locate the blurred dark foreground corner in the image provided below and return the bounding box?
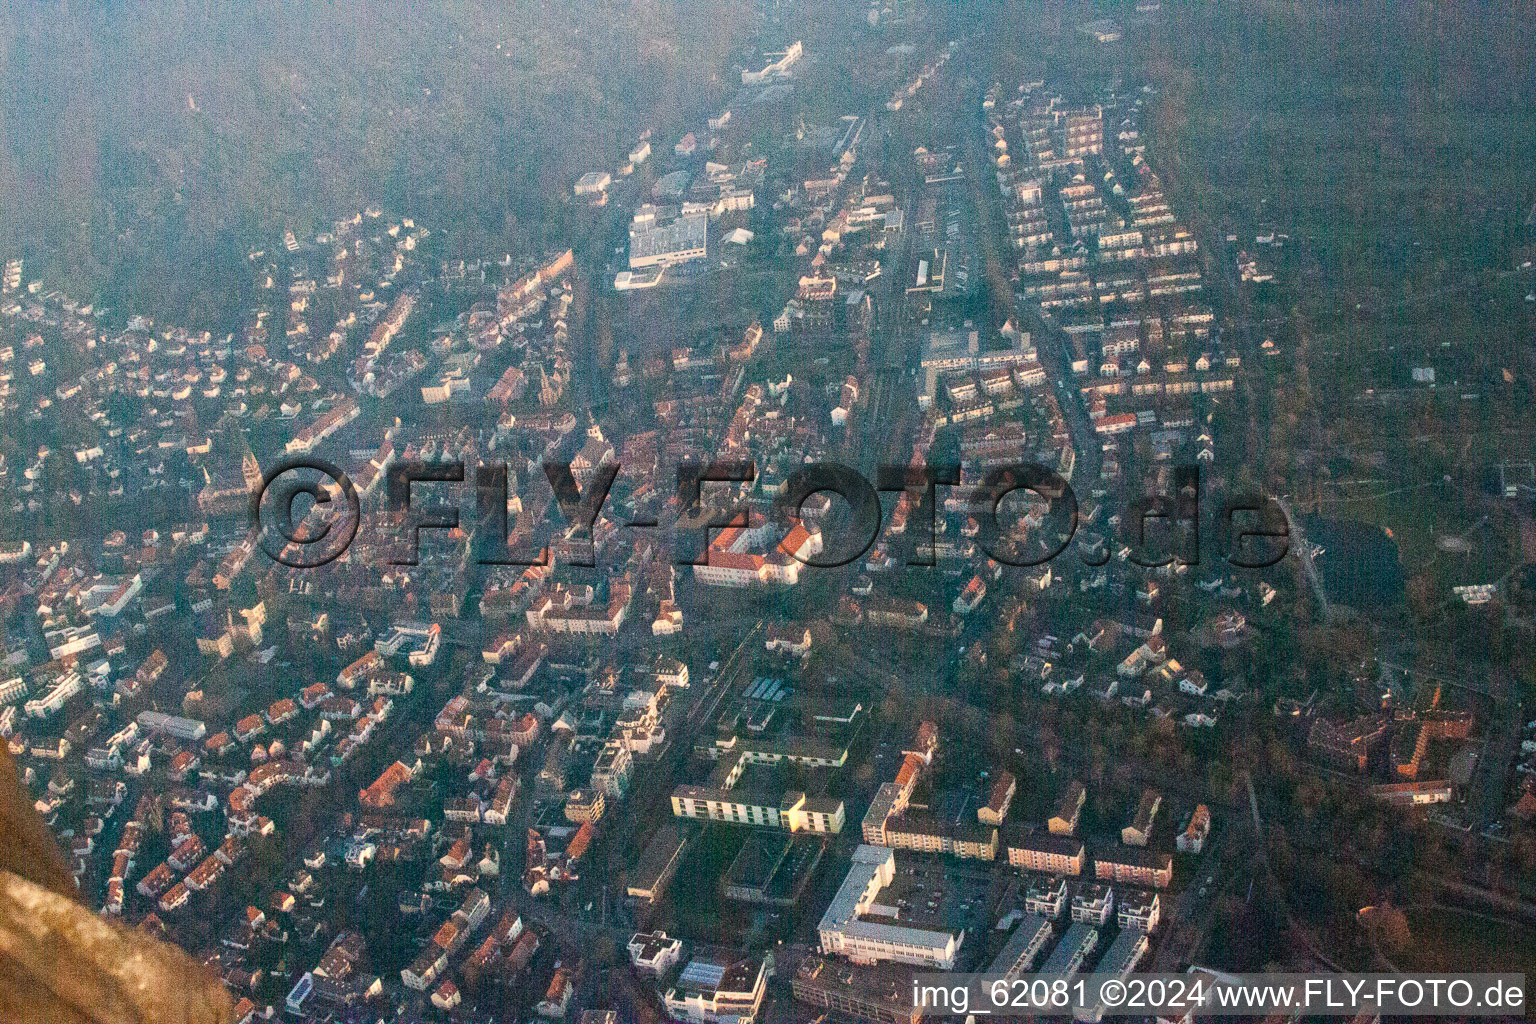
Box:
[0,744,233,1024]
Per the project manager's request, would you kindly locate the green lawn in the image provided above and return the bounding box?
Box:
[1401,905,1536,973]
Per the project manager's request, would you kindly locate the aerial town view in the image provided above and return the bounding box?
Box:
[0,1,1534,1022]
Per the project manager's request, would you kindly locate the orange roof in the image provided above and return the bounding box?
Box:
[778,523,815,557]
[566,822,593,861]
[360,760,413,807]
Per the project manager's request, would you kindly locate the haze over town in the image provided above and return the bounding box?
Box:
[0,2,1534,1022]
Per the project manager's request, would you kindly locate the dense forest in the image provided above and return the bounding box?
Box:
[1140,0,1536,288]
[6,0,1532,323]
[0,0,756,322]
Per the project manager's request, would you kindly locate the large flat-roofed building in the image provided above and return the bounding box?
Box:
[701,727,851,768]
[575,171,611,196]
[723,834,826,906]
[1307,713,1390,772]
[672,783,844,834]
[1039,921,1099,976]
[1076,930,1150,1023]
[906,249,948,295]
[627,824,688,903]
[817,845,964,970]
[986,913,1054,979]
[1371,779,1454,806]
[918,323,1036,408]
[136,710,207,742]
[792,955,926,1024]
[742,41,802,85]
[673,746,845,834]
[663,952,769,1024]
[629,212,708,270]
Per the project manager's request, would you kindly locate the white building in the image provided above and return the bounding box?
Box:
[662,953,769,1024]
[575,171,612,196]
[817,845,963,970]
[590,740,634,798]
[742,41,803,85]
[45,625,101,661]
[691,523,823,589]
[627,930,683,976]
[671,781,844,835]
[629,212,708,270]
[375,622,441,666]
[136,711,208,742]
[24,673,82,719]
[0,677,28,707]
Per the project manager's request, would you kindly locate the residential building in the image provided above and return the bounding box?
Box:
[1071,883,1115,926]
[1049,781,1086,835]
[136,711,207,742]
[0,677,28,707]
[24,673,83,719]
[1121,789,1161,847]
[986,913,1054,979]
[1117,889,1161,932]
[881,813,997,861]
[1024,875,1069,919]
[590,741,634,798]
[1094,848,1173,889]
[565,789,606,824]
[1039,921,1099,975]
[1078,931,1150,1022]
[1176,805,1211,853]
[1004,829,1087,876]
[979,771,1016,825]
